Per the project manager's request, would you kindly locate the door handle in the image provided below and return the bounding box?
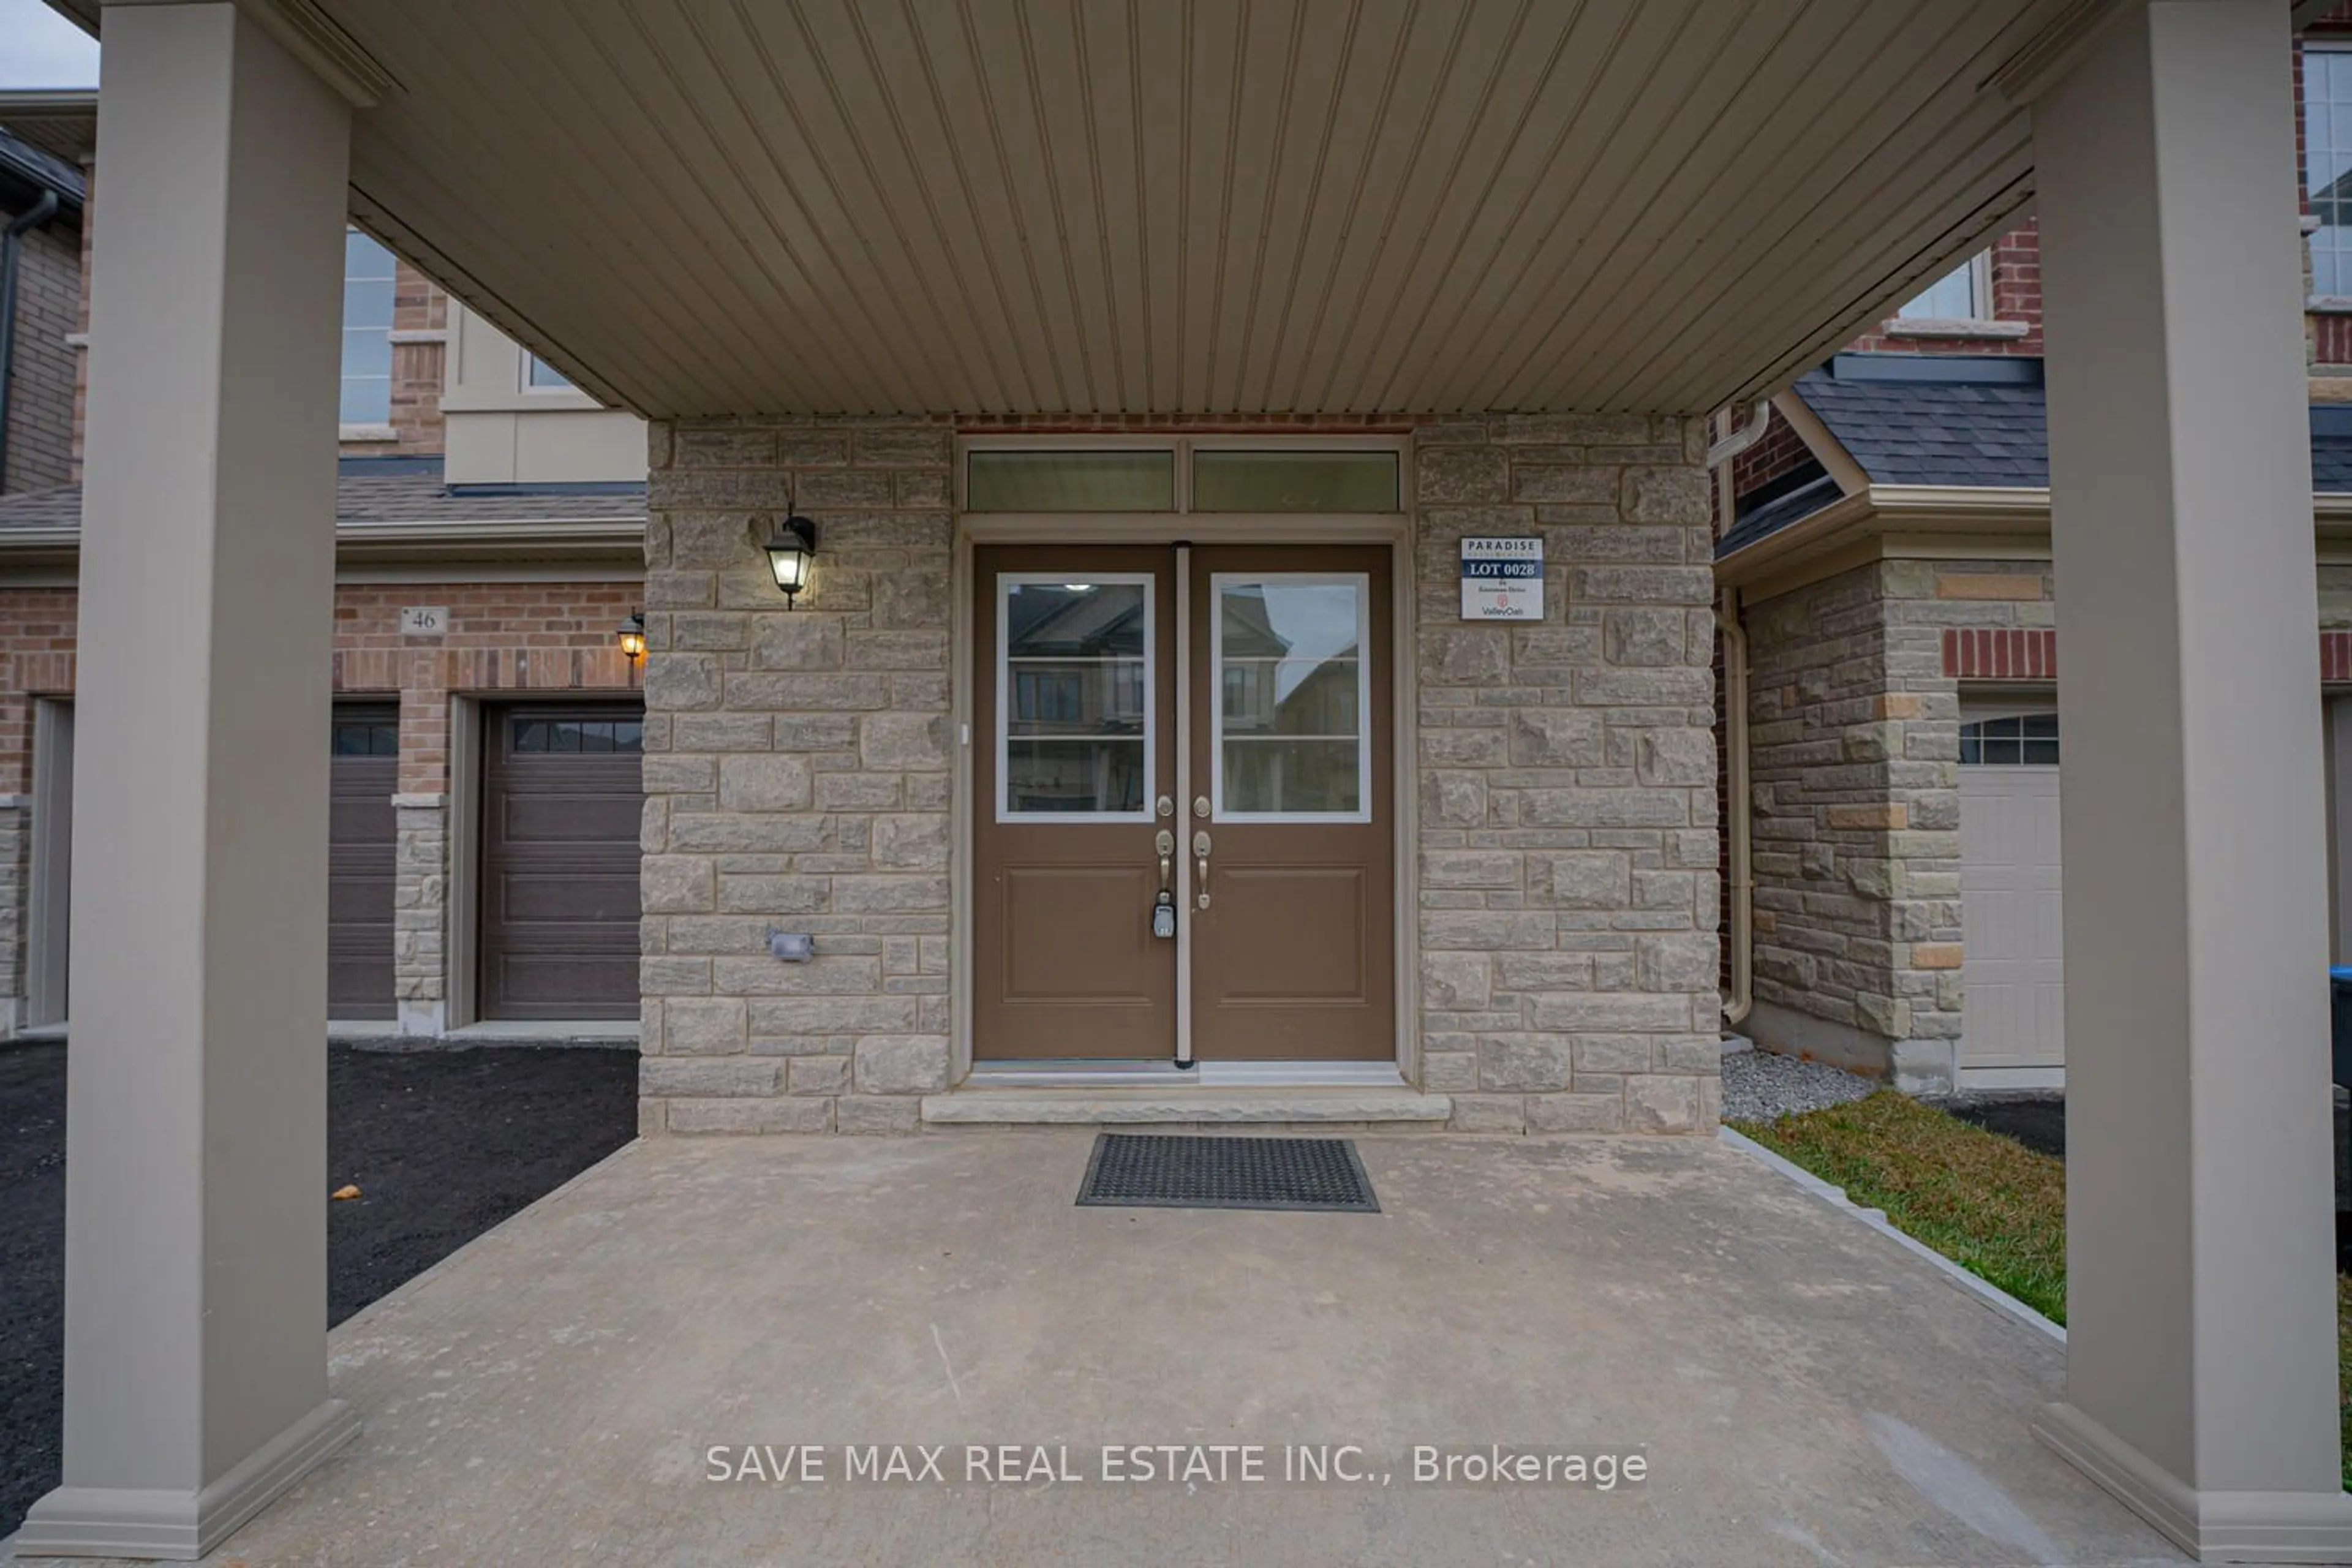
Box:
[1193,830,1212,909]
[1156,829,1175,897]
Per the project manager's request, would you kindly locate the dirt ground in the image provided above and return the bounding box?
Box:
[1938,1094,2066,1159]
[0,1041,637,1537]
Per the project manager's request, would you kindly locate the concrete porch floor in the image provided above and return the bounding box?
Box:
[18,1133,2179,1567]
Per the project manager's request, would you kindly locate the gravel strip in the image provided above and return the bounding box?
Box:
[1721,1047,1876,1123]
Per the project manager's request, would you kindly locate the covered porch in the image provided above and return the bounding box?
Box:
[23,1130,2199,1565]
[24,0,2352,1561]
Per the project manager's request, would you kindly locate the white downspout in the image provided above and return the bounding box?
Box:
[1717,588,1753,1027]
[1706,398,1773,469]
[1708,401,1767,1030]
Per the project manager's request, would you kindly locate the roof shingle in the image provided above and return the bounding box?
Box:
[1717,353,2352,559]
[0,459,645,536]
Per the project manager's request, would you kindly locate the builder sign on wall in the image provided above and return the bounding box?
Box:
[1459,537,1543,621]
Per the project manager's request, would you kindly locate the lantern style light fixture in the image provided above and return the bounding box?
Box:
[760,515,818,607]
[616,610,647,663]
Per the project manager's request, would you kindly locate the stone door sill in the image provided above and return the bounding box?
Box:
[921,1087,1450,1126]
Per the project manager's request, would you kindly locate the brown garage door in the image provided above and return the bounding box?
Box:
[328,703,399,1020]
[480,703,644,1020]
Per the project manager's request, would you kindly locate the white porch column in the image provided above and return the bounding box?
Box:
[16,4,360,1559]
[2033,2,2352,1560]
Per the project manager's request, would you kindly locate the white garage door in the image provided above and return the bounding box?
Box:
[1959,707,2066,1082]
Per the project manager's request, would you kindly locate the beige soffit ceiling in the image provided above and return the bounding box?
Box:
[58,0,2122,419]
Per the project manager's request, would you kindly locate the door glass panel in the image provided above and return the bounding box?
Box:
[967,451,1175,511]
[1191,450,1399,513]
[1000,576,1152,818]
[1213,575,1370,820]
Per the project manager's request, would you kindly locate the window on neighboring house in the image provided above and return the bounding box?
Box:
[1897,254,1988,321]
[526,353,572,390]
[2309,43,2352,296]
[1959,713,2059,766]
[1014,670,1084,725]
[341,230,396,427]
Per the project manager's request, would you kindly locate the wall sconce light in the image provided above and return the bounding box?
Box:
[761,515,818,608]
[617,610,647,663]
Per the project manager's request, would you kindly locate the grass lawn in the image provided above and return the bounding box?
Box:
[1730,1089,2352,1490]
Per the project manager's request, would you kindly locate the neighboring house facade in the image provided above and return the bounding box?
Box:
[1713,15,2352,1093]
[0,90,653,1042]
[0,115,81,496]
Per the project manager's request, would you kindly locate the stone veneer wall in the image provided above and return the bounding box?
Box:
[1741,559,2053,1088]
[636,418,955,1135]
[636,413,1719,1134]
[1414,417,1722,1133]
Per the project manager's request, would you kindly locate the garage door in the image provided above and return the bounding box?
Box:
[29,701,402,1025]
[328,703,400,1019]
[480,703,644,1021]
[1958,707,2065,1077]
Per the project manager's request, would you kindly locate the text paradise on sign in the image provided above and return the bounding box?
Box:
[1458,537,1543,622]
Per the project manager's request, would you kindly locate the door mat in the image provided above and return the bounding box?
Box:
[1076,1133,1379,1213]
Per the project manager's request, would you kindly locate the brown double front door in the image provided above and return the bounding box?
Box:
[973,544,1394,1063]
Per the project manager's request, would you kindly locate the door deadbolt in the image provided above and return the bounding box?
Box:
[1193,795,1211,819]
[1156,794,1175,818]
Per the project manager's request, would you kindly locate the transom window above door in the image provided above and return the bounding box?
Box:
[963,442,1400,513]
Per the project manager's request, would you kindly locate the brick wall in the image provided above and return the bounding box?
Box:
[1413,417,1722,1133]
[377,260,448,458]
[3,209,79,493]
[0,579,642,1033]
[1727,408,1814,507]
[66,164,452,468]
[0,586,69,1016]
[68,168,88,481]
[1846,222,2044,357]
